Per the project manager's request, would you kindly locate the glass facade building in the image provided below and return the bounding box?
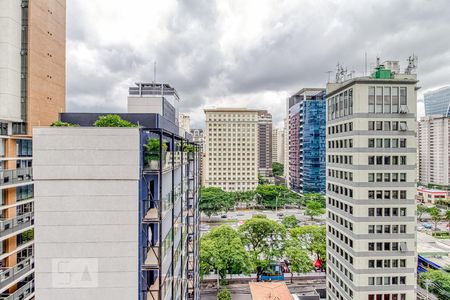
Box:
[288,88,326,194]
[424,86,450,117]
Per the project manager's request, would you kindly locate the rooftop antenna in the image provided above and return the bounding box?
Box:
[376,56,381,67]
[405,54,418,74]
[153,61,157,83]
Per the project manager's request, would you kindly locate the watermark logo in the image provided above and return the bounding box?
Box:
[52,258,98,288]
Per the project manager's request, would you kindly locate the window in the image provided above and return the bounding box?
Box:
[384,87,391,113]
[369,121,375,130]
[400,87,407,106]
[392,87,399,113]
[400,138,406,148]
[369,87,375,113]
[376,87,383,113]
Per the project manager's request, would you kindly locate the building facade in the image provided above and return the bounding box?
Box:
[424,86,450,117]
[179,114,191,133]
[417,115,450,186]
[416,187,449,205]
[190,129,204,185]
[203,108,259,191]
[272,128,285,165]
[326,65,418,300]
[0,0,66,298]
[258,111,273,177]
[288,88,326,194]
[34,113,200,300]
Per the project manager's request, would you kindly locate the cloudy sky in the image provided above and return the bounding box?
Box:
[67,0,450,129]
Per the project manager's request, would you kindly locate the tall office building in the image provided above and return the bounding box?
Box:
[258,111,273,177]
[34,84,200,300]
[203,108,259,191]
[0,0,65,298]
[417,115,449,186]
[179,114,191,133]
[423,86,450,117]
[326,63,418,300]
[288,88,326,194]
[272,128,285,165]
[283,118,289,181]
[272,128,278,163]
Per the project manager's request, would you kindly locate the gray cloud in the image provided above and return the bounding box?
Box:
[67,0,450,129]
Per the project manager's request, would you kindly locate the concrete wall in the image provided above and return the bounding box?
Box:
[0,0,21,122]
[128,96,163,115]
[33,127,140,300]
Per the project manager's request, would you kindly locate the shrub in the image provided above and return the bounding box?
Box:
[144,138,168,161]
[217,287,231,300]
[50,120,78,127]
[94,114,137,127]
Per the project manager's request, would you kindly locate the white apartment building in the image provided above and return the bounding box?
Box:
[326,65,418,300]
[417,115,450,186]
[272,128,285,164]
[203,108,259,191]
[179,113,191,133]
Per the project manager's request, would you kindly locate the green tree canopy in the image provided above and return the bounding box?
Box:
[94,114,138,127]
[305,200,325,220]
[417,204,428,221]
[290,225,326,261]
[282,215,299,229]
[217,287,232,300]
[427,206,445,231]
[255,184,290,209]
[200,226,252,286]
[303,193,326,207]
[419,270,450,300]
[238,215,286,280]
[272,162,284,176]
[199,187,234,218]
[285,246,313,283]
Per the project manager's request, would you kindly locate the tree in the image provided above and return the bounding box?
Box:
[234,191,256,208]
[417,204,428,222]
[255,184,290,209]
[303,193,326,207]
[200,226,252,289]
[419,270,450,300]
[217,287,232,300]
[305,201,325,220]
[285,247,313,283]
[238,215,286,280]
[428,206,445,231]
[199,187,234,218]
[272,162,284,176]
[290,225,326,262]
[93,114,137,127]
[282,215,299,229]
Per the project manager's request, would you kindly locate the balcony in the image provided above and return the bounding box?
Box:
[0,280,34,300]
[0,258,34,290]
[0,168,32,188]
[0,213,34,239]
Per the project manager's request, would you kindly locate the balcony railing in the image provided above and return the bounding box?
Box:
[142,243,159,270]
[0,279,34,300]
[0,213,34,239]
[0,168,32,188]
[0,258,34,290]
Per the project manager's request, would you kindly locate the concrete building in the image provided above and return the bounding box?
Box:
[190,129,204,184]
[258,111,273,178]
[34,113,200,300]
[326,64,418,300]
[283,118,289,181]
[0,0,66,298]
[417,115,450,186]
[272,128,285,165]
[416,187,449,205]
[424,86,450,117]
[288,88,326,195]
[203,108,259,191]
[179,114,191,133]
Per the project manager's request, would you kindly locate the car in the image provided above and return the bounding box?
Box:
[423,223,433,229]
[276,212,284,217]
[221,214,227,218]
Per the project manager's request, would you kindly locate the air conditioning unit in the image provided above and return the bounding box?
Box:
[399,105,409,114]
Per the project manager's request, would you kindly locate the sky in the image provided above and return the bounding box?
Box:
[67,0,450,129]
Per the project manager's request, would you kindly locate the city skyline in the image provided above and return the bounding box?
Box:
[64,0,450,128]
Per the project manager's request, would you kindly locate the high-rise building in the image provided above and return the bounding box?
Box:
[258,110,273,177]
[417,115,450,186]
[190,129,204,184]
[272,128,285,165]
[326,64,418,300]
[179,114,191,133]
[34,83,200,300]
[272,128,279,163]
[288,88,326,194]
[203,108,259,191]
[283,117,289,181]
[0,0,66,298]
[424,86,450,117]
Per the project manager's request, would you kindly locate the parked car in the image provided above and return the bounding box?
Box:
[422,223,433,229]
[221,214,227,218]
[276,212,284,217]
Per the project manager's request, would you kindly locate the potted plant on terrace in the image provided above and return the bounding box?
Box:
[183,143,196,160]
[144,138,168,170]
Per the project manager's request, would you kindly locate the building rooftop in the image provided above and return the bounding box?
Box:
[204,108,264,113]
[249,282,292,300]
[417,187,449,194]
